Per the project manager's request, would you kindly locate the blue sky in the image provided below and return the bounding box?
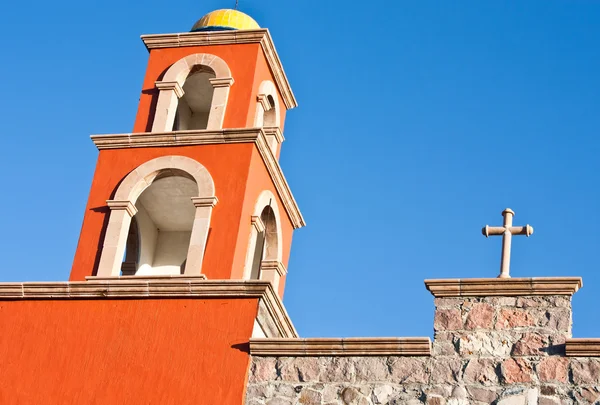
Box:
[0,1,599,338]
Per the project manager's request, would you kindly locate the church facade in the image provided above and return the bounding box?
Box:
[0,8,599,405]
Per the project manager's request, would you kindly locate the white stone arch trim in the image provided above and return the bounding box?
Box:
[97,156,217,278]
[243,190,284,283]
[152,53,234,132]
[254,80,281,128]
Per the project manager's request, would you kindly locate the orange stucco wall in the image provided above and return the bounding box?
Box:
[0,297,258,405]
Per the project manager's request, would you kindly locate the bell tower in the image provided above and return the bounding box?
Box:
[70,8,304,298]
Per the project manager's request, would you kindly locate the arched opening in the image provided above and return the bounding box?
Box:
[124,170,199,276]
[173,66,216,131]
[248,205,279,280]
[263,95,277,127]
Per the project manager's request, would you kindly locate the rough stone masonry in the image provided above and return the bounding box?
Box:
[245,278,600,405]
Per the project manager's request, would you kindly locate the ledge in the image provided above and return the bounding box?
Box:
[90,128,305,229]
[0,279,297,338]
[141,29,297,109]
[249,337,432,357]
[566,339,600,357]
[425,277,583,297]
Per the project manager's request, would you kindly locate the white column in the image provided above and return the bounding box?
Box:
[184,196,218,276]
[96,200,138,277]
[242,216,266,280]
[151,81,184,132]
[206,77,234,130]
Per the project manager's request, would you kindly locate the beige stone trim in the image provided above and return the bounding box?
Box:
[249,337,432,357]
[90,129,306,228]
[259,260,287,292]
[263,127,284,144]
[257,94,271,112]
[191,196,219,208]
[155,81,184,98]
[425,277,583,297]
[106,200,138,217]
[209,77,234,88]
[141,29,297,109]
[261,260,287,276]
[0,279,297,338]
[566,338,600,357]
[251,216,266,233]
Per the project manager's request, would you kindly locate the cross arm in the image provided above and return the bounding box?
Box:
[482,225,534,238]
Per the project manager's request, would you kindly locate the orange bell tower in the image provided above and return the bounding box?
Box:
[70,8,304,298]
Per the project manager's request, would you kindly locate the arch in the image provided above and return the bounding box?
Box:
[96,156,218,278]
[243,190,284,281]
[114,156,215,204]
[254,80,281,128]
[163,53,232,86]
[252,190,283,262]
[152,53,234,132]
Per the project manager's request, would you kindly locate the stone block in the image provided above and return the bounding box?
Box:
[298,388,322,405]
[279,357,321,382]
[512,333,547,356]
[354,357,389,382]
[501,358,533,384]
[458,331,513,357]
[251,358,277,382]
[570,359,600,385]
[467,386,499,403]
[464,303,494,330]
[434,309,462,331]
[430,358,463,384]
[388,358,429,384]
[537,357,569,383]
[463,359,499,385]
[496,309,535,329]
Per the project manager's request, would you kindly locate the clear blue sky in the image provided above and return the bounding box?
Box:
[0,1,599,338]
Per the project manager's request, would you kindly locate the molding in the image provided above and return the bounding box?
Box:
[141,29,297,109]
[0,279,297,338]
[191,196,219,208]
[155,81,184,98]
[209,77,234,88]
[91,128,306,229]
[263,126,284,143]
[261,260,287,276]
[249,337,432,357]
[106,200,138,217]
[257,94,271,111]
[566,339,600,357]
[251,215,266,233]
[425,277,583,298]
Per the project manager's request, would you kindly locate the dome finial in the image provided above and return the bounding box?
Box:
[234,0,239,10]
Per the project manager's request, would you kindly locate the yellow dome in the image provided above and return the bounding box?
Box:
[191,9,260,32]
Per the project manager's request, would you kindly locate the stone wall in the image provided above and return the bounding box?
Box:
[246,292,600,405]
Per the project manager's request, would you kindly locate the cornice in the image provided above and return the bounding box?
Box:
[0,278,297,338]
[425,277,583,297]
[90,128,306,229]
[566,338,600,357]
[249,337,432,357]
[141,29,297,109]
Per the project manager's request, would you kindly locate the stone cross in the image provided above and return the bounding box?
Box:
[482,208,534,279]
